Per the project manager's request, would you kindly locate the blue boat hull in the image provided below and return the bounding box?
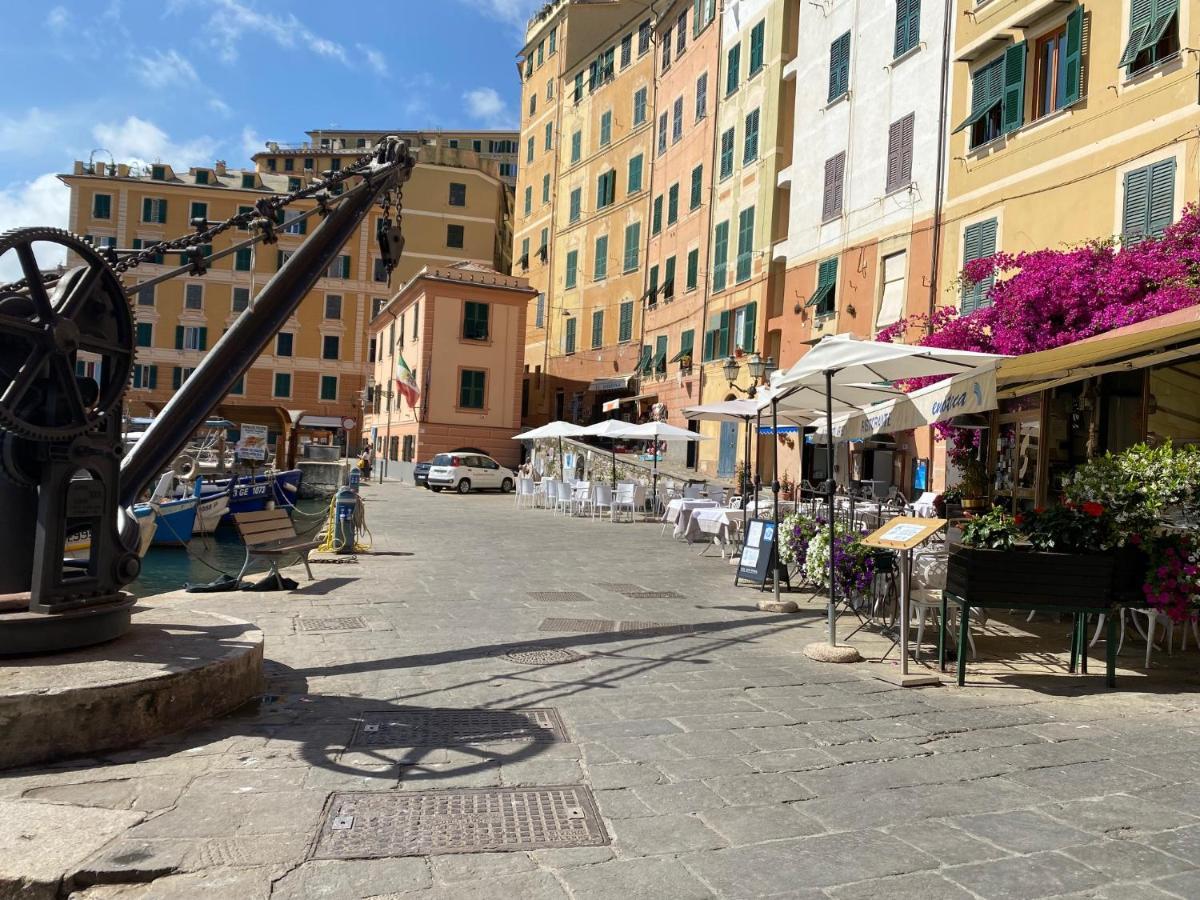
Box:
[134,497,198,547]
[209,470,303,523]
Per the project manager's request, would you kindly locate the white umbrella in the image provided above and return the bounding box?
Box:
[772,334,1006,653]
[512,420,587,480]
[620,421,708,511]
[582,418,641,486]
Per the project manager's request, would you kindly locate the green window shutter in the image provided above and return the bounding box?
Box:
[148,366,157,390]
[718,310,731,358]
[592,310,604,348]
[652,195,663,234]
[571,130,581,163]
[1120,0,1155,67]
[678,329,694,360]
[619,301,634,342]
[172,367,181,389]
[828,32,850,101]
[649,264,659,299]
[686,248,699,290]
[628,154,643,193]
[713,221,729,292]
[742,301,757,352]
[198,327,208,351]
[570,188,581,222]
[600,111,612,146]
[702,328,714,362]
[174,326,184,350]
[961,219,997,311]
[655,334,668,372]
[690,165,703,209]
[565,318,576,354]
[624,222,641,271]
[1147,157,1177,237]
[594,235,607,280]
[726,43,740,95]
[663,256,676,298]
[1062,5,1083,106]
[749,21,765,74]
[141,197,152,221]
[668,184,679,224]
[1001,41,1027,134]
[720,129,734,179]
[136,323,152,347]
[894,0,920,58]
[596,173,606,208]
[565,250,578,288]
[736,206,755,283]
[743,108,760,163]
[158,199,168,224]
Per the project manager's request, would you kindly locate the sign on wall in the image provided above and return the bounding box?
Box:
[236,423,269,461]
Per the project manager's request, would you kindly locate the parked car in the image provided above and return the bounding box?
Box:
[427,453,515,494]
[413,461,433,488]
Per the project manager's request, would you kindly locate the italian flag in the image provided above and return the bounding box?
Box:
[395,353,421,407]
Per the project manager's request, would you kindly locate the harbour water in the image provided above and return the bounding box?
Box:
[131,496,330,597]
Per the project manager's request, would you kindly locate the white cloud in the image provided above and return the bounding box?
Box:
[0,174,71,281]
[92,116,218,169]
[241,126,264,160]
[207,97,232,117]
[0,108,64,154]
[133,49,198,89]
[45,5,69,33]
[457,0,541,27]
[205,0,348,66]
[463,87,515,129]
[357,44,388,77]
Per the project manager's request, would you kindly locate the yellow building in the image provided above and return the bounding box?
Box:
[364,263,535,472]
[941,0,1197,310]
[61,140,512,458]
[297,129,520,186]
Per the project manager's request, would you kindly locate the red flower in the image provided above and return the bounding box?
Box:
[1082,501,1105,518]
[1014,514,1025,527]
[1130,533,1143,546]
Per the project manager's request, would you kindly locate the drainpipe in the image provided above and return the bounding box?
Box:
[635,0,660,419]
[927,0,955,333]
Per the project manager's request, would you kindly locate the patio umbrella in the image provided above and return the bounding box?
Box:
[620,420,708,513]
[582,418,640,487]
[511,420,586,479]
[772,334,1005,653]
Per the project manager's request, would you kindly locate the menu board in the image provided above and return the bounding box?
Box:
[861,516,947,551]
[737,519,777,585]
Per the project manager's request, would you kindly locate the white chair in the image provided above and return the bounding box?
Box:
[593,483,613,520]
[553,481,573,515]
[633,484,647,516]
[612,483,637,522]
[683,484,703,500]
[515,477,537,509]
[573,481,593,517]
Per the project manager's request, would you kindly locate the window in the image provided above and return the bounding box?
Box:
[447,224,465,248]
[596,170,616,209]
[141,198,167,223]
[543,173,551,204]
[690,165,703,210]
[412,301,420,340]
[92,194,111,219]
[713,220,729,292]
[628,153,644,193]
[571,130,581,163]
[232,287,250,313]
[749,20,765,75]
[693,0,715,33]
[686,248,699,291]
[330,158,342,171]
[593,235,608,280]
[663,256,676,299]
[1120,0,1179,74]
[322,335,340,360]
[322,294,341,320]
[954,46,1026,148]
[189,201,207,223]
[599,110,612,147]
[171,366,195,388]
[734,301,757,352]
[743,108,760,164]
[549,25,557,54]
[137,283,154,306]
[672,96,683,142]
[1035,8,1083,118]
[736,206,755,283]
[663,26,673,71]
[151,165,166,180]
[274,373,291,398]
[184,283,203,310]
[667,184,679,225]
[674,329,695,366]
[695,73,708,121]
[569,188,581,223]
[885,113,915,194]
[822,152,846,222]
[529,93,537,117]
[276,332,294,356]
[539,227,549,260]
[283,157,294,172]
[877,250,908,331]
[895,0,920,58]
[638,19,652,55]
[282,210,306,235]
[565,250,578,288]
[288,177,301,193]
[320,375,337,401]
[234,247,252,271]
[1123,157,1176,242]
[574,72,584,103]
[652,195,663,234]
[464,301,490,340]
[527,136,535,163]
[719,128,735,180]
[829,32,851,101]
[591,310,604,348]
[535,292,545,328]
[677,10,688,53]
[327,255,351,278]
[304,157,314,170]
[132,364,156,390]
[702,310,730,361]
[623,222,641,272]
[524,186,532,216]
[810,258,839,316]
[726,43,741,95]
[136,322,152,348]
[658,112,668,155]
[520,237,530,270]
[961,219,998,312]
[449,182,467,206]
[633,87,648,126]
[177,324,206,351]
[545,122,553,151]
[546,79,553,100]
[564,317,577,354]
[241,173,256,189]
[621,33,632,69]
[618,300,634,342]
[648,264,659,302]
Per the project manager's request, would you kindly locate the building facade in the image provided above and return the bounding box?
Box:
[296,129,521,186]
[363,263,534,472]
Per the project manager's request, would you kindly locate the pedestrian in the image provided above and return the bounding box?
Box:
[360,445,373,478]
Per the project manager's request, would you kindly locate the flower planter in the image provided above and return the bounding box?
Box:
[1111,544,1148,601]
[946,545,1115,609]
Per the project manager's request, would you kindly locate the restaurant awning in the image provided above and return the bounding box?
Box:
[587,375,633,392]
[298,415,346,429]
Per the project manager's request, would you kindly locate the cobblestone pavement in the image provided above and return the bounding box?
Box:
[6,480,1200,899]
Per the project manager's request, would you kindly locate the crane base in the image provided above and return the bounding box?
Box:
[0,594,135,657]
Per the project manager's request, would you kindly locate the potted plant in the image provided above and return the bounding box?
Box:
[948,504,1116,609]
[804,523,877,603]
[958,458,989,511]
[780,473,795,502]
[940,485,962,519]
[778,512,820,571]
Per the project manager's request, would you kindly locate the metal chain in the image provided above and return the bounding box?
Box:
[1,149,379,294]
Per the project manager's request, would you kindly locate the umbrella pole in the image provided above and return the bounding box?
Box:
[742,416,750,545]
[610,440,616,489]
[652,448,658,521]
[772,399,781,605]
[559,437,563,480]
[826,369,837,646]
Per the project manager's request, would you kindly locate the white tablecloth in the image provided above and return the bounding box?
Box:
[691,507,744,545]
[664,499,718,539]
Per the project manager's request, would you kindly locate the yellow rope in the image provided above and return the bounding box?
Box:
[315,492,372,553]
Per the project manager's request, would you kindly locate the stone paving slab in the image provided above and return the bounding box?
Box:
[3,483,1200,898]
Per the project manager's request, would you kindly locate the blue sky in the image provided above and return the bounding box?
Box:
[0,0,542,271]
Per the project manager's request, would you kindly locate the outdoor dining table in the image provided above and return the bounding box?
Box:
[663,498,719,540]
[691,506,744,556]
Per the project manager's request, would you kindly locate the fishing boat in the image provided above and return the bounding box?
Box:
[133,472,200,547]
[205,468,304,522]
[65,515,158,561]
[194,489,230,534]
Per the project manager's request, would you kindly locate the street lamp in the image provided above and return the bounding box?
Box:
[723,352,774,398]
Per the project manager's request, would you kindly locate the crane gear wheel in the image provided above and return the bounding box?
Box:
[0,228,134,441]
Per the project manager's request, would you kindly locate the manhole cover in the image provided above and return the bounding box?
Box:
[502,647,585,665]
[539,618,617,633]
[297,616,368,632]
[593,582,644,593]
[619,621,695,635]
[310,786,609,859]
[351,708,568,746]
[623,591,686,599]
[527,592,594,602]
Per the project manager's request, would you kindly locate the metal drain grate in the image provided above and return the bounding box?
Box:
[502,647,585,665]
[618,621,695,635]
[527,591,594,603]
[539,618,617,633]
[593,582,645,593]
[310,786,609,859]
[297,616,368,632]
[622,591,686,599]
[351,708,568,746]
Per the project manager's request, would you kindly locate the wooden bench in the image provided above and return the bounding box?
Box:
[233,509,321,583]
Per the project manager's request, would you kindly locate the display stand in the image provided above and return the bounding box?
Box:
[861,516,947,687]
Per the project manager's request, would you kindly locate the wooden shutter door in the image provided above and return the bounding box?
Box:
[1122,167,1150,242]
[1063,6,1083,107]
[1001,42,1027,134]
[1147,158,1177,237]
[886,120,902,192]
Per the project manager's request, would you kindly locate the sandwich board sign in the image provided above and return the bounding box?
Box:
[736,519,777,586]
[236,423,268,461]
